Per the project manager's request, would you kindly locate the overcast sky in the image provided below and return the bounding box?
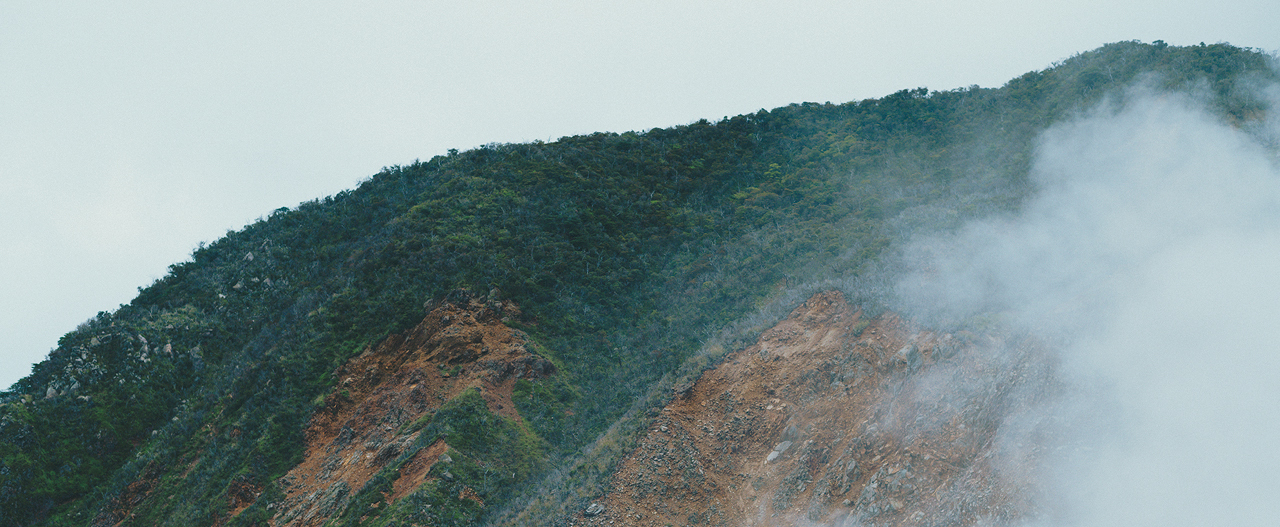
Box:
[2,1,1277,390]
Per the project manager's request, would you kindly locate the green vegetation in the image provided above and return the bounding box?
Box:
[512,376,580,446]
[0,41,1275,526]
[325,388,545,527]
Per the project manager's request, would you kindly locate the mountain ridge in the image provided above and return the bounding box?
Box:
[2,41,1276,527]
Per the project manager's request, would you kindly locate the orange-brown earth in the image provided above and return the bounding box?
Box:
[267,291,553,526]
[189,289,1056,527]
[573,291,1056,527]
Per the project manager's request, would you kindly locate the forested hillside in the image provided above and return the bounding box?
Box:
[1,41,1275,527]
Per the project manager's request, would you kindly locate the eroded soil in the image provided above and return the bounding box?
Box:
[576,291,1056,527]
[268,293,553,526]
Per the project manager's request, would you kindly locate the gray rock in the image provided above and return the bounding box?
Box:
[334,426,355,448]
[897,344,922,371]
[766,441,794,463]
[843,458,858,479]
[315,481,350,517]
[584,503,605,516]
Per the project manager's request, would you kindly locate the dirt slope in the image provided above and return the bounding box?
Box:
[268,292,552,526]
[576,291,1054,527]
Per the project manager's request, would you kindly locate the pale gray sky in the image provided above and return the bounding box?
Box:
[3,1,1277,389]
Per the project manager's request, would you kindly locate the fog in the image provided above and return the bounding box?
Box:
[893,85,1280,524]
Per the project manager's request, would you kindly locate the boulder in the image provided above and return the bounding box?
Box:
[766,440,793,463]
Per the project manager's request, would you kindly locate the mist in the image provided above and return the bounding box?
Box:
[892,85,1280,525]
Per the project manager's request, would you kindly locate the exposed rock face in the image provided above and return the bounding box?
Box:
[578,291,1055,527]
[268,293,552,526]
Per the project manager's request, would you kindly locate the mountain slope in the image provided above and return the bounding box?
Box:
[1,41,1275,527]
[577,292,1052,526]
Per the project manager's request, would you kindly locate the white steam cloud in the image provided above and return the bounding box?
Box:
[895,86,1280,525]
